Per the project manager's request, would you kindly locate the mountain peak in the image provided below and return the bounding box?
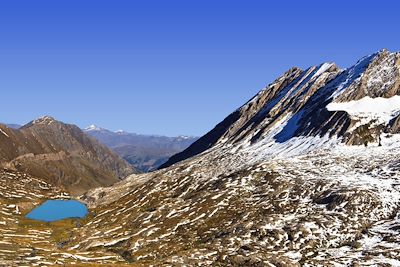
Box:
[85,124,105,131]
[378,47,390,55]
[35,115,56,122]
[25,116,58,127]
[161,49,400,168]
[115,129,127,134]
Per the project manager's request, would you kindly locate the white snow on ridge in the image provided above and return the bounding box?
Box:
[330,53,377,100]
[311,62,334,80]
[85,124,103,131]
[327,95,400,124]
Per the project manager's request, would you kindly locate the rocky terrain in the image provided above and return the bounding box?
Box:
[76,49,400,265]
[0,169,127,266]
[85,125,197,172]
[0,117,136,195]
[1,49,400,266]
[77,138,400,266]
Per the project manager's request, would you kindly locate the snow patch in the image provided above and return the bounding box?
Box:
[85,124,103,131]
[327,95,400,125]
[311,62,334,80]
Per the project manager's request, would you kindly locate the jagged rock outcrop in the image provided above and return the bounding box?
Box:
[161,49,400,168]
[389,114,400,133]
[0,116,136,195]
[335,49,400,101]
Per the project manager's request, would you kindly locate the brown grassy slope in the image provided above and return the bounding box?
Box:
[0,117,136,195]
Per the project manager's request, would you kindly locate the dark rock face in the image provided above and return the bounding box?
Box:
[0,116,136,195]
[389,114,400,133]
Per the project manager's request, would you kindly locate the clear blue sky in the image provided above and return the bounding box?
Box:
[1,0,399,136]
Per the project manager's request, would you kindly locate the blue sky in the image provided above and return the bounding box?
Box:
[1,0,399,136]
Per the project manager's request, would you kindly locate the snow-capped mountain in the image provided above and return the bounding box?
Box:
[84,124,106,132]
[161,49,400,168]
[2,49,400,266]
[71,49,400,265]
[84,126,198,172]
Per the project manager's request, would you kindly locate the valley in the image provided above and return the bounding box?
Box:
[1,49,400,266]
[84,125,198,172]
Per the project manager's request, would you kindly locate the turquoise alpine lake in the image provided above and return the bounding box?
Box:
[26,200,88,222]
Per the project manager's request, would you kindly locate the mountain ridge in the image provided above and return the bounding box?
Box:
[68,49,400,265]
[160,49,400,168]
[2,49,400,265]
[0,116,137,195]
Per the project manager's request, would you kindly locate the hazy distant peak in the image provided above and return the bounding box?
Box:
[115,129,128,134]
[85,124,105,131]
[176,135,195,140]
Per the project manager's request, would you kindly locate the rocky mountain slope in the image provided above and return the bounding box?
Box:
[71,49,400,266]
[2,49,400,266]
[85,125,197,172]
[161,49,400,168]
[0,116,136,195]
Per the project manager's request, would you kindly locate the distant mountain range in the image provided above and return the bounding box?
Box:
[0,117,136,195]
[4,124,21,129]
[84,125,198,172]
[0,121,198,172]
